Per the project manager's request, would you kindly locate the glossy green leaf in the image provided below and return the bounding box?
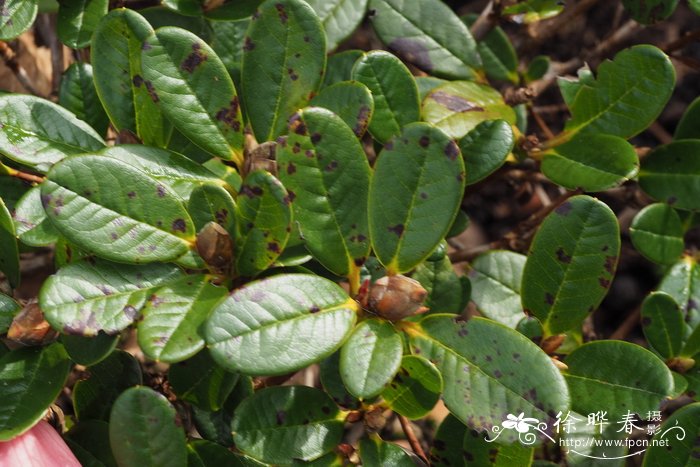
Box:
[521,195,620,335]
[674,96,700,139]
[61,332,119,366]
[65,420,118,467]
[630,203,684,264]
[525,55,550,83]
[161,0,202,16]
[232,385,343,464]
[381,355,442,420]
[140,6,211,39]
[423,81,516,139]
[641,292,684,359]
[0,343,71,441]
[564,411,626,467]
[58,62,109,135]
[109,386,187,467]
[0,0,38,40]
[187,183,237,233]
[101,145,226,201]
[369,123,465,274]
[0,177,29,212]
[413,255,464,314]
[234,170,291,276]
[0,293,19,334]
[13,185,59,247]
[564,45,675,139]
[319,351,360,409]
[368,0,481,80]
[188,440,264,467]
[138,275,226,363]
[40,259,184,336]
[277,107,370,277]
[351,50,420,143]
[542,134,638,191]
[91,9,170,147]
[57,0,108,48]
[459,119,514,185]
[502,0,563,23]
[359,438,414,466]
[409,315,570,440]
[459,429,534,466]
[643,402,700,466]
[209,18,249,87]
[0,197,20,288]
[241,0,326,142]
[142,27,244,166]
[73,350,142,422]
[42,155,195,264]
[322,49,363,88]
[672,371,689,399]
[339,318,402,399]
[168,349,238,411]
[310,82,374,138]
[430,414,468,466]
[563,340,673,418]
[306,0,368,52]
[658,256,700,338]
[682,323,700,358]
[622,0,678,24]
[0,94,105,173]
[469,250,526,328]
[205,274,358,375]
[639,140,700,211]
[463,15,518,84]
[191,375,253,447]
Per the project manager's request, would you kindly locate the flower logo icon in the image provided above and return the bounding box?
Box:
[502,412,539,433]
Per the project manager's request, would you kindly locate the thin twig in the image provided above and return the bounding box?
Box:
[0,41,42,96]
[36,14,62,98]
[609,306,641,340]
[470,1,495,41]
[397,414,429,465]
[647,121,673,145]
[9,169,44,184]
[664,28,700,54]
[529,104,555,140]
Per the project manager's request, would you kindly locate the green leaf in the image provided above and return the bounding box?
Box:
[351,50,420,144]
[502,0,563,23]
[564,412,626,467]
[61,332,119,366]
[42,155,195,264]
[40,259,185,335]
[339,318,402,399]
[101,145,226,201]
[381,355,442,419]
[643,402,700,466]
[277,107,370,277]
[109,386,187,467]
[73,350,142,422]
[622,0,678,24]
[58,62,109,135]
[322,49,363,88]
[0,343,71,441]
[459,428,534,466]
[422,81,516,139]
[306,0,368,52]
[91,9,171,147]
[0,197,20,287]
[241,0,326,142]
[188,440,264,467]
[209,18,249,87]
[542,134,638,192]
[564,45,675,139]
[310,82,374,138]
[468,250,526,328]
[191,375,253,447]
[0,0,38,40]
[409,315,570,441]
[142,27,245,166]
[641,292,684,359]
[187,183,237,233]
[0,177,29,212]
[563,340,673,418]
[13,185,60,247]
[359,438,414,466]
[140,6,211,39]
[463,15,518,84]
[658,256,700,338]
[168,350,238,411]
[161,0,202,16]
[674,96,700,139]
[319,351,360,409]
[430,414,468,466]
[57,0,109,48]
[459,119,514,185]
[65,420,118,467]
[629,203,684,264]
[368,0,481,80]
[205,274,358,375]
[0,94,105,173]
[369,123,465,274]
[413,255,464,314]
[521,195,620,335]
[525,55,550,83]
[232,385,343,464]
[0,293,19,334]
[234,170,291,276]
[138,275,227,363]
[202,0,261,20]
[639,140,700,211]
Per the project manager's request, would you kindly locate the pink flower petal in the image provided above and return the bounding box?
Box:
[0,421,80,467]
